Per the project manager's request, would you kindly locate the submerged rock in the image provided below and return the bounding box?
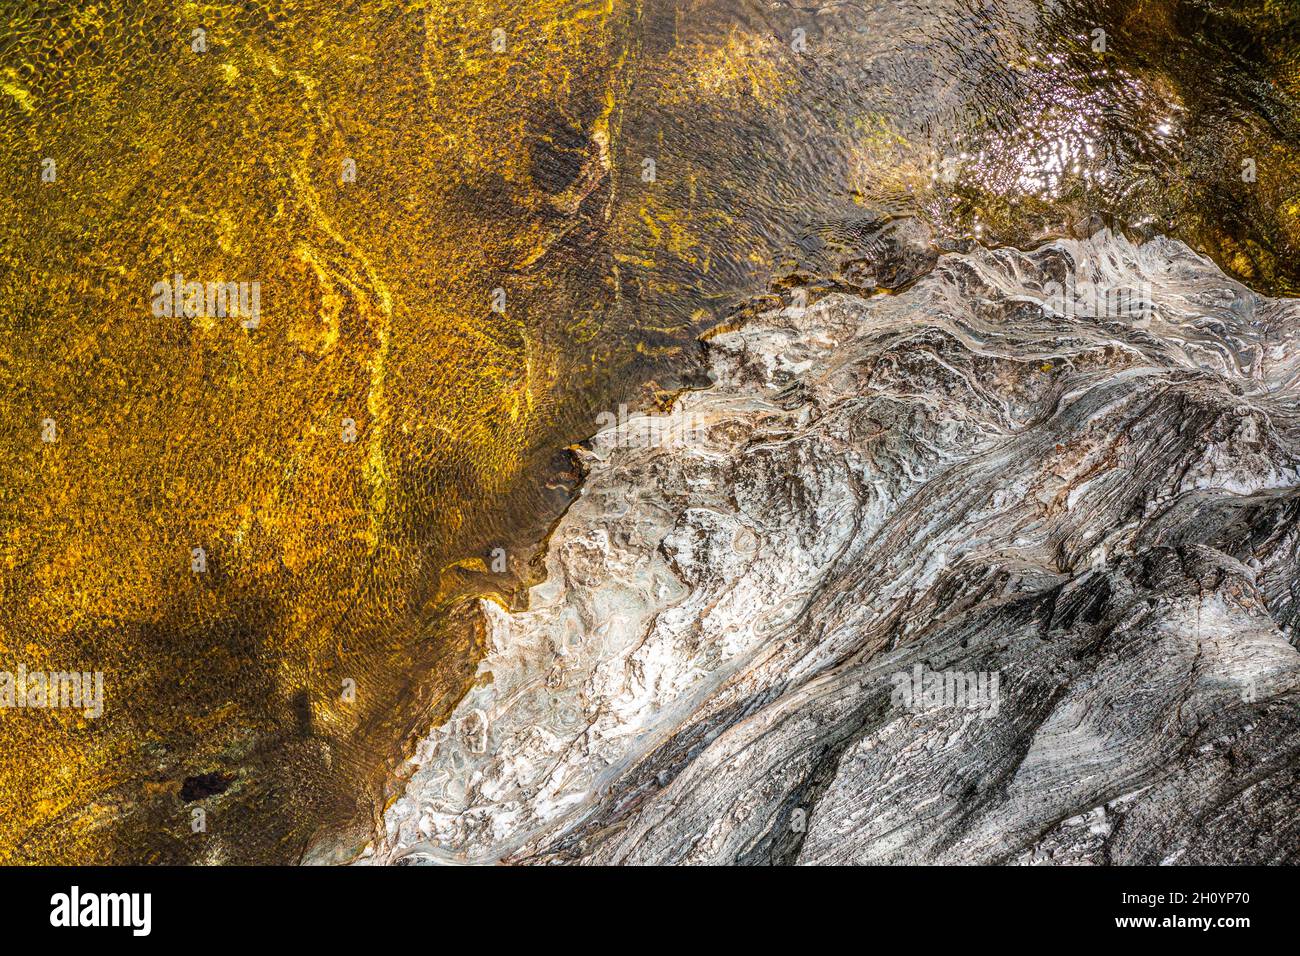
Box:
[355,230,1300,865]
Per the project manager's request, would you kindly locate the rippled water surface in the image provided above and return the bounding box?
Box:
[0,0,1296,862]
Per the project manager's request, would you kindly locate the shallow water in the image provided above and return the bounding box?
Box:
[0,0,1295,862]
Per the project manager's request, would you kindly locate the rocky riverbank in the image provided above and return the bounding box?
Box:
[346,229,1300,865]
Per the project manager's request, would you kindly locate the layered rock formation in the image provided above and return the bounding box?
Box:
[355,230,1300,865]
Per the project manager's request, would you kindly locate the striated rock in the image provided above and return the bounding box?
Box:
[351,230,1300,865]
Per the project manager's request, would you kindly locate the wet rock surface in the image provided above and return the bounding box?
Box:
[349,230,1300,865]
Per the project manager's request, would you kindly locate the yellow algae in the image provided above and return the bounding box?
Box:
[0,0,647,864]
[2,78,34,112]
[669,26,787,107]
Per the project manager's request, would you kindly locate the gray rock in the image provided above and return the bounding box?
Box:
[353,230,1300,865]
